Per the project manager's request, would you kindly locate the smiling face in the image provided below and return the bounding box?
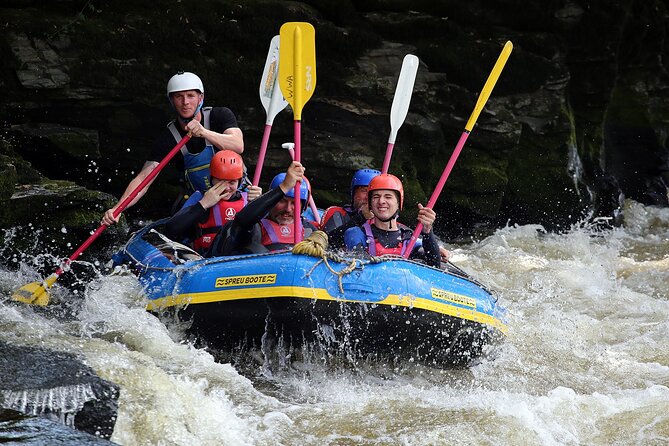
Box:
[269,197,295,225]
[211,177,239,201]
[170,90,203,120]
[369,189,399,221]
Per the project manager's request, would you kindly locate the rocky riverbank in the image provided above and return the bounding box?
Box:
[1,0,667,256]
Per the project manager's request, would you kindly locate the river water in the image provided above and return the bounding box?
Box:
[1,199,668,445]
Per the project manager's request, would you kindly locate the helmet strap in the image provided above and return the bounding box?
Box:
[174,97,204,125]
[376,211,399,223]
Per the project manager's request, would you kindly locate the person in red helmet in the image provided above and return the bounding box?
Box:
[102,71,244,226]
[163,150,260,255]
[344,173,441,267]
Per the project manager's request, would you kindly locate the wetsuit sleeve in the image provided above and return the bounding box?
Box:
[410,230,441,268]
[320,207,343,233]
[344,226,367,251]
[234,187,284,227]
[209,187,285,256]
[163,202,209,243]
[326,211,366,250]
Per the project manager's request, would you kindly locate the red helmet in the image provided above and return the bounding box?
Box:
[210,150,243,180]
[368,173,404,210]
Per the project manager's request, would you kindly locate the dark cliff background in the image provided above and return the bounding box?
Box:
[1,0,668,260]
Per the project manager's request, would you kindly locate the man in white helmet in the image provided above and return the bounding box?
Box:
[102,71,244,225]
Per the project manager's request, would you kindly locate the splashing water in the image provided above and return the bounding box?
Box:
[1,383,96,426]
[1,200,668,445]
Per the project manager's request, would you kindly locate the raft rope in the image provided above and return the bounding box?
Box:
[292,230,329,257]
[123,223,496,300]
[292,230,363,293]
[290,232,492,297]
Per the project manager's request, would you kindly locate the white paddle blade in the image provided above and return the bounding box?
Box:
[388,54,419,143]
[259,35,288,124]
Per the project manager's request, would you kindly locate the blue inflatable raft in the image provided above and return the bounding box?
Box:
[114,221,507,366]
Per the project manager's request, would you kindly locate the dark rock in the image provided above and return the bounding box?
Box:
[7,32,70,89]
[0,408,117,445]
[0,178,126,279]
[591,172,624,227]
[0,0,666,242]
[11,123,100,160]
[0,162,18,202]
[0,342,119,440]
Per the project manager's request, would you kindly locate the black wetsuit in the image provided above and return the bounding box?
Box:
[163,191,245,248]
[345,223,441,268]
[209,187,317,256]
[322,208,367,251]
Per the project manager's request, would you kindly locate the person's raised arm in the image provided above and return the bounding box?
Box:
[246,185,263,202]
[278,161,304,193]
[101,161,158,226]
[410,203,440,267]
[163,200,208,242]
[209,184,285,257]
[185,120,244,154]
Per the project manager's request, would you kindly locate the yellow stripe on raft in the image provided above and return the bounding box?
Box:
[145,286,508,334]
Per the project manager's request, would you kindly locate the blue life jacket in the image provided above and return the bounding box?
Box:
[167,107,214,194]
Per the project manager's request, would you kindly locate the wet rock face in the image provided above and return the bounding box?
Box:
[8,32,70,89]
[0,1,667,241]
[0,342,119,440]
[0,408,116,445]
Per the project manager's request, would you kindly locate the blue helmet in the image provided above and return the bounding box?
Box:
[270,173,309,201]
[350,168,380,201]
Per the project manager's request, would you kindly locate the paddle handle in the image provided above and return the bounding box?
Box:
[381,141,395,174]
[279,22,316,243]
[403,41,513,259]
[252,124,272,186]
[282,143,319,223]
[404,131,470,257]
[292,26,303,241]
[265,76,286,125]
[307,195,320,224]
[382,54,419,174]
[465,41,513,132]
[112,134,192,219]
[54,224,108,276]
[54,133,192,275]
[294,120,303,243]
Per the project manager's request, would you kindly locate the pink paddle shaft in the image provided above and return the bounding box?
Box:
[381,142,395,174]
[403,130,470,257]
[284,146,320,224]
[54,134,192,276]
[252,124,272,186]
[293,120,303,243]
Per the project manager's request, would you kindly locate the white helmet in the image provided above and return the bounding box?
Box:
[166,71,204,97]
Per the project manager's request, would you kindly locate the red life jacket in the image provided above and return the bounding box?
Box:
[260,218,318,252]
[193,192,247,252]
[362,220,410,256]
[319,205,354,232]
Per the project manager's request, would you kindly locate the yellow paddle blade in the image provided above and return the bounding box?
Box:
[279,22,316,120]
[11,273,58,306]
[12,282,50,306]
[465,41,513,132]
